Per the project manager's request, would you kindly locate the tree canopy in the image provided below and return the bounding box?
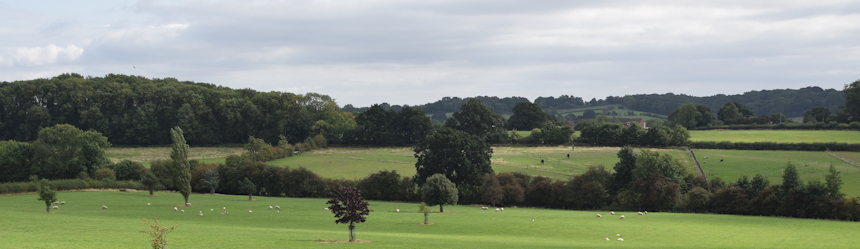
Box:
[413,128,493,186]
[421,174,459,212]
[326,186,371,242]
[445,99,508,143]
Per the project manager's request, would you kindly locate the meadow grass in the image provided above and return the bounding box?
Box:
[2,191,857,248]
[694,149,860,197]
[105,147,245,166]
[689,130,860,143]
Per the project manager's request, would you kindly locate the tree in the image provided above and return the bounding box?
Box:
[326,186,371,242]
[565,166,613,209]
[780,163,801,194]
[201,169,220,194]
[718,102,754,125]
[0,141,34,182]
[507,101,549,130]
[140,217,176,249]
[582,109,597,119]
[34,177,57,213]
[613,147,637,190]
[668,103,700,129]
[422,174,458,212]
[633,149,687,185]
[170,127,192,204]
[140,171,162,196]
[825,165,844,199]
[239,177,256,200]
[418,202,430,224]
[770,113,788,124]
[357,170,407,201]
[446,98,508,143]
[804,107,831,123]
[682,186,712,213]
[695,105,714,127]
[113,160,147,181]
[843,80,860,122]
[479,173,503,206]
[413,128,493,186]
[244,136,270,162]
[31,124,111,179]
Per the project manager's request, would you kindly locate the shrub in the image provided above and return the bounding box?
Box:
[92,168,117,181]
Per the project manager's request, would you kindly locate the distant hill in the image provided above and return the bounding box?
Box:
[344,86,845,118]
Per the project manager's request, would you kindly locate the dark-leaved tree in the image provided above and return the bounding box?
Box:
[326,186,371,242]
[239,177,256,200]
[140,171,161,196]
[169,127,192,205]
[413,128,493,186]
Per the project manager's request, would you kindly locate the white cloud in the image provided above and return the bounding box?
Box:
[10,44,84,66]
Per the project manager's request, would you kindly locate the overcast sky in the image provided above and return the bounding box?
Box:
[1,0,859,107]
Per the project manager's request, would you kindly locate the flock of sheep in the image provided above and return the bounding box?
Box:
[595,210,648,241]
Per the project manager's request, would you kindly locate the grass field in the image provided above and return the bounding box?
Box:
[106,147,245,166]
[689,130,860,143]
[2,191,858,248]
[694,149,860,198]
[267,146,693,180]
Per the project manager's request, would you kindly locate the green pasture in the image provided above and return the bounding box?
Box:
[106,147,245,166]
[689,130,860,143]
[267,147,416,179]
[2,191,858,248]
[694,149,860,197]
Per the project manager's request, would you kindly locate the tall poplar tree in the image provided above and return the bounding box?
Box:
[170,127,192,204]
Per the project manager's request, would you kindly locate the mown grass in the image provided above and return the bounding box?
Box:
[694,149,860,197]
[689,130,860,143]
[2,191,858,248]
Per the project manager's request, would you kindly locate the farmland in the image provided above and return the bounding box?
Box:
[688,130,860,143]
[2,191,858,248]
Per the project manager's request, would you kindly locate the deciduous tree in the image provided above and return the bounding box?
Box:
[421,174,458,212]
[34,177,57,213]
[239,177,256,200]
[170,127,192,204]
[413,128,493,186]
[326,186,371,242]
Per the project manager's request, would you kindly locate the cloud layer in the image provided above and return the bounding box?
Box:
[1,0,859,106]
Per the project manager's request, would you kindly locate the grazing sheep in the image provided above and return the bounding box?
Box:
[638,211,644,215]
[52,206,59,209]
[324,207,330,211]
[720,159,724,162]
[199,213,203,216]
[500,208,505,211]
[704,156,708,159]
[185,203,192,206]
[616,234,621,237]
[618,238,624,241]
[619,215,625,219]
[59,201,65,205]
[102,205,108,209]
[644,211,648,215]
[275,205,280,209]
[174,207,178,211]
[210,209,214,211]
[147,203,151,205]
[269,206,273,209]
[53,201,60,205]
[276,210,279,213]
[249,210,253,213]
[495,208,500,212]
[223,207,226,209]
[396,209,400,212]
[181,210,185,212]
[605,238,610,241]
[481,206,488,210]
[610,211,615,215]
[596,214,602,218]
[530,219,534,221]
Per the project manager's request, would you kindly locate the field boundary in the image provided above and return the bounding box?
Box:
[826,150,860,167]
[686,149,709,187]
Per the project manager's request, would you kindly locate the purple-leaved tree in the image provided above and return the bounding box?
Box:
[326,186,372,242]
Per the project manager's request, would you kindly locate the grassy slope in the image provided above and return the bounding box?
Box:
[2,191,858,248]
[105,147,245,167]
[689,130,860,143]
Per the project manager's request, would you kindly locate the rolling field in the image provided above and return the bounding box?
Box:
[694,149,860,197]
[689,130,860,143]
[105,147,245,166]
[2,191,858,248]
[267,147,693,180]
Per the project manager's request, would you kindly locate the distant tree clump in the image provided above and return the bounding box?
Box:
[445,98,508,143]
[326,186,371,242]
[413,128,493,186]
[421,174,459,212]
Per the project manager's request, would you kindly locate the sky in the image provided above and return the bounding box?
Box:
[1,0,859,107]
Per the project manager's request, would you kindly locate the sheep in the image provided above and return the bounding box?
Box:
[605,238,610,241]
[181,210,185,212]
[324,207,330,211]
[199,213,203,216]
[275,205,280,209]
[59,201,66,205]
[530,219,534,221]
[102,205,108,210]
[174,207,178,211]
[644,211,648,215]
[704,156,708,159]
[720,159,724,162]
[500,208,505,211]
[147,203,151,205]
[596,214,602,218]
[269,206,273,209]
[481,206,488,210]
[223,207,226,209]
[210,209,214,211]
[495,208,500,212]
[276,210,280,213]
[396,209,400,213]
[249,210,253,213]
[185,203,192,206]
[616,234,621,237]
[638,211,644,215]
[610,211,615,215]
[53,201,60,205]
[52,206,59,209]
[617,238,624,241]
[619,215,625,219]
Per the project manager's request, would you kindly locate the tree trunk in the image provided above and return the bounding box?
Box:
[424,213,429,224]
[184,196,189,204]
[149,189,154,195]
[210,188,215,194]
[439,205,444,213]
[248,194,252,200]
[45,203,50,213]
[348,224,356,241]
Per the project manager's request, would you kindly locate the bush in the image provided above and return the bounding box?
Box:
[92,168,117,181]
[113,160,147,181]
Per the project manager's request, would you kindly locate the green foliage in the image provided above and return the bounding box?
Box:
[92,168,117,181]
[507,101,550,130]
[170,127,192,204]
[34,177,57,213]
[31,124,111,179]
[843,79,860,121]
[422,174,458,212]
[344,105,431,145]
[413,128,493,186]
[0,141,33,182]
[140,217,176,249]
[633,150,687,185]
[613,147,637,189]
[140,171,162,195]
[682,186,712,212]
[238,177,256,200]
[780,163,801,194]
[478,173,503,206]
[356,170,411,201]
[446,99,508,143]
[825,165,843,199]
[112,160,147,181]
[200,169,220,194]
[668,103,700,129]
[418,202,430,224]
[565,166,613,209]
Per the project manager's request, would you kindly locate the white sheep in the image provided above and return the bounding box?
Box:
[324,207,330,211]
[616,234,621,237]
[396,209,400,212]
[210,209,214,211]
[638,211,644,215]
[605,238,610,241]
[530,219,534,221]
[181,210,185,212]
[617,238,624,241]
[269,206,273,209]
[275,205,280,209]
[199,213,203,216]
[223,207,226,209]
[249,210,253,213]
[619,215,625,219]
[52,206,59,209]
[495,208,500,212]
[610,211,615,215]
[53,201,60,205]
[185,203,192,206]
[147,203,151,205]
[644,211,648,215]
[59,201,65,205]
[500,208,505,211]
[596,214,602,218]
[481,206,488,210]
[102,205,108,210]
[276,210,280,213]
[174,207,178,211]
